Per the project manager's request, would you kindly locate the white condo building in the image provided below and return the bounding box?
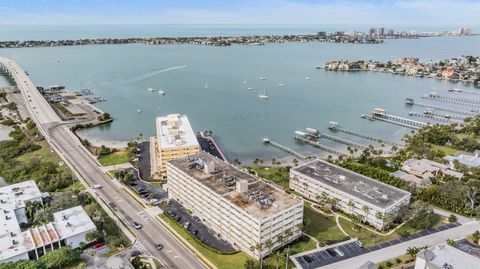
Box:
[0,181,96,263]
[151,114,200,178]
[415,244,480,269]
[167,152,304,259]
[290,160,411,229]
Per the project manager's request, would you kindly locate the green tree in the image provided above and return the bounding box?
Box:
[40,247,80,269]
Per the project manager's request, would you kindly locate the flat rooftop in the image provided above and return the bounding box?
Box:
[156,114,199,150]
[292,159,411,209]
[169,152,302,218]
[418,244,480,269]
[0,180,42,210]
[53,206,96,240]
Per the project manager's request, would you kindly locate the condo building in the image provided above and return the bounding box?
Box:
[167,152,304,258]
[151,114,200,178]
[290,160,411,229]
[0,181,96,263]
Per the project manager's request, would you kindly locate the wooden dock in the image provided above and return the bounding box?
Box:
[262,137,307,159]
[294,136,347,157]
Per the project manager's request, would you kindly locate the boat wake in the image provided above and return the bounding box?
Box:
[124,65,187,84]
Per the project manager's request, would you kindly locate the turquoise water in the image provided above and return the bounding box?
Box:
[1,33,479,161]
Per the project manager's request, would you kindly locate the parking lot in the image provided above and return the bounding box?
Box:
[163,200,235,253]
[136,141,151,181]
[294,221,461,269]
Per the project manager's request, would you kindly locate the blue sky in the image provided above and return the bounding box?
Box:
[0,0,479,26]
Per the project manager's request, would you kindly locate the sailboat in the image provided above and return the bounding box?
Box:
[137,109,142,113]
[305,76,311,80]
[147,87,155,92]
[277,83,285,87]
[158,90,166,95]
[258,84,269,99]
[243,78,247,84]
[248,87,254,90]
[204,81,209,89]
[259,76,266,80]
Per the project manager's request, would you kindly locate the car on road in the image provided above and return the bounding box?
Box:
[355,240,364,248]
[91,184,102,189]
[130,250,141,257]
[155,243,164,250]
[132,221,142,229]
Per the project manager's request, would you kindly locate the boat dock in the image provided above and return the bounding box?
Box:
[304,127,367,150]
[405,98,477,116]
[294,135,347,157]
[448,88,480,95]
[421,95,480,108]
[423,92,480,105]
[363,108,427,130]
[408,111,463,124]
[262,137,307,159]
[327,121,402,146]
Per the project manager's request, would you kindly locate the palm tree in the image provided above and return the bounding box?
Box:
[270,252,284,269]
[406,247,420,259]
[285,228,293,240]
[253,158,259,167]
[292,158,299,166]
[259,159,264,166]
[362,205,370,223]
[277,235,285,246]
[233,158,242,167]
[348,200,355,215]
[271,158,277,167]
[265,239,274,255]
[252,243,264,269]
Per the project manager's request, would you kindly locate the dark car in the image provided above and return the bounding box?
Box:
[155,243,164,250]
[326,248,336,257]
[304,255,313,263]
[130,250,141,257]
[192,230,198,236]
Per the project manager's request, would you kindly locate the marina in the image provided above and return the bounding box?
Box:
[421,95,480,108]
[408,111,463,124]
[405,98,478,116]
[363,108,428,130]
[327,121,402,146]
[424,91,480,105]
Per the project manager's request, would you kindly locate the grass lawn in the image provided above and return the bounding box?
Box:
[159,214,250,269]
[149,182,164,188]
[248,166,290,189]
[430,144,458,156]
[338,214,444,247]
[16,140,71,176]
[98,150,130,166]
[304,205,349,245]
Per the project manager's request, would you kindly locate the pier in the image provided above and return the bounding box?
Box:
[423,92,480,105]
[364,108,427,130]
[262,137,307,159]
[294,135,347,157]
[420,95,480,108]
[405,98,478,116]
[327,121,402,146]
[448,88,480,95]
[304,127,367,150]
[408,111,463,124]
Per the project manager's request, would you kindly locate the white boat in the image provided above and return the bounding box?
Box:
[259,76,266,80]
[258,84,269,99]
[147,87,155,92]
[248,87,254,90]
[305,76,311,80]
[137,109,142,113]
[158,90,165,95]
[277,83,284,87]
[243,77,247,84]
[204,81,209,89]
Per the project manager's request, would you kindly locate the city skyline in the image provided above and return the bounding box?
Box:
[0,0,479,27]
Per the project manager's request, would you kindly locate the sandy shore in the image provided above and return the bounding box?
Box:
[0,124,13,141]
[83,137,130,149]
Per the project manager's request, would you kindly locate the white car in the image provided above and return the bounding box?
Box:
[91,184,102,189]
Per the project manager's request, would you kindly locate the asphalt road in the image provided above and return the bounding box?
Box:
[0,57,206,269]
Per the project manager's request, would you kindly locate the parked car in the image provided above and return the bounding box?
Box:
[130,250,141,257]
[304,255,313,263]
[183,222,190,229]
[326,248,336,257]
[334,247,344,257]
[93,243,104,249]
[355,240,364,248]
[132,222,142,229]
[192,216,201,222]
[192,230,198,236]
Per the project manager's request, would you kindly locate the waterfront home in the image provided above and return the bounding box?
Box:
[444,150,480,168]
